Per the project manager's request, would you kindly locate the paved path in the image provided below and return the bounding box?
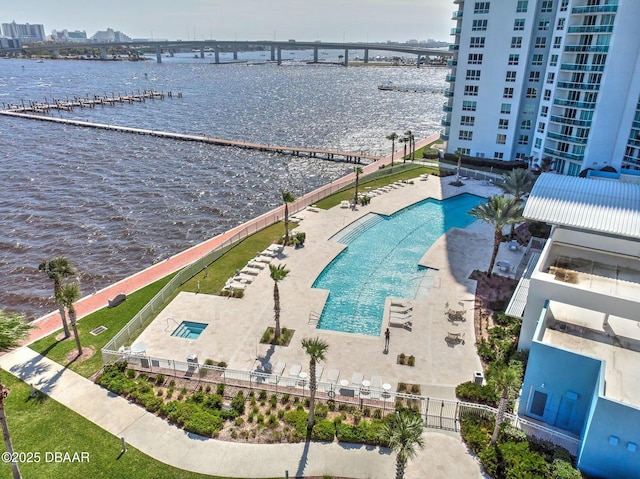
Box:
[1,347,486,479]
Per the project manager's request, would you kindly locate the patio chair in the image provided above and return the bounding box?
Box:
[390,304,413,314]
[325,368,340,394]
[351,372,364,394]
[248,260,266,269]
[340,200,350,208]
[315,364,324,382]
[446,331,465,345]
[254,255,273,264]
[390,310,412,320]
[240,266,261,276]
[389,316,412,329]
[390,300,409,308]
[269,361,286,384]
[288,364,302,386]
[261,249,278,258]
[370,375,383,399]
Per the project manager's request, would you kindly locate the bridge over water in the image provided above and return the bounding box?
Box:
[8,39,452,67]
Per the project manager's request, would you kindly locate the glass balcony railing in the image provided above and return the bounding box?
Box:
[444,89,454,97]
[451,27,461,35]
[572,5,618,14]
[447,59,458,67]
[547,132,589,144]
[560,63,605,72]
[549,115,593,127]
[446,74,456,82]
[448,44,460,51]
[543,147,584,162]
[553,98,597,109]
[564,45,609,53]
[443,103,453,112]
[556,81,601,91]
[567,25,614,34]
[441,117,451,127]
[452,10,463,19]
[440,131,450,141]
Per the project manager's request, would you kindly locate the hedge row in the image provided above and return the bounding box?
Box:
[443,153,528,171]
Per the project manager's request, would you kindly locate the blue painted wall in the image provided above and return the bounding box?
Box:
[579,398,640,479]
[519,341,601,435]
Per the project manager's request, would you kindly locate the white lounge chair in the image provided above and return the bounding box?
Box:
[267,244,284,253]
[351,372,364,394]
[325,368,340,393]
[390,300,409,308]
[315,365,324,382]
[234,273,254,284]
[390,305,413,314]
[389,316,412,328]
[261,249,278,258]
[269,361,286,384]
[340,200,350,208]
[240,266,261,276]
[248,260,266,269]
[254,255,273,264]
[370,375,383,399]
[288,364,301,386]
[390,310,412,320]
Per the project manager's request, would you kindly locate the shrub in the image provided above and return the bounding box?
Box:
[204,358,215,366]
[230,391,246,415]
[234,417,244,427]
[270,394,278,407]
[373,409,383,420]
[281,393,290,404]
[218,361,228,368]
[169,379,176,387]
[258,390,268,401]
[184,410,223,437]
[478,444,499,477]
[551,459,583,479]
[335,422,363,443]
[188,391,205,404]
[268,414,277,426]
[363,407,371,418]
[460,416,492,455]
[456,381,498,406]
[256,414,265,424]
[140,394,163,413]
[126,368,136,379]
[499,440,550,478]
[311,420,335,442]
[205,385,211,394]
[408,355,415,367]
[352,409,363,426]
[203,393,223,411]
[315,402,329,419]
[283,409,308,435]
[216,383,225,396]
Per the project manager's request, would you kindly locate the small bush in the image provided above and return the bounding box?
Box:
[155,374,165,385]
[408,355,415,367]
[126,368,136,379]
[258,390,267,400]
[169,379,176,387]
[218,361,228,368]
[281,393,290,404]
[373,409,383,420]
[311,420,336,442]
[204,358,215,366]
[551,458,583,479]
[363,407,371,418]
[234,417,244,427]
[205,385,211,394]
[230,391,245,415]
[216,383,225,396]
[455,381,498,406]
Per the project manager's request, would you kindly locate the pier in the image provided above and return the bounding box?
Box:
[0,108,380,164]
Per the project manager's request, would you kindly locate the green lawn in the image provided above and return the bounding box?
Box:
[0,372,229,479]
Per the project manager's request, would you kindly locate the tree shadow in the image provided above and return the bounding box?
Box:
[294,436,311,479]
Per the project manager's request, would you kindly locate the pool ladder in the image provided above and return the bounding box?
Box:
[308,311,320,326]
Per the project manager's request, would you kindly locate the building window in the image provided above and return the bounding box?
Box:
[526,87,538,98]
[532,54,543,65]
[537,122,545,133]
[601,14,615,26]
[501,103,511,114]
[503,87,514,98]
[511,36,522,48]
[529,71,541,82]
[524,104,535,114]
[472,19,488,31]
[462,100,477,111]
[468,53,483,64]
[494,152,504,159]
[464,85,479,96]
[535,37,546,48]
[541,0,553,13]
[557,18,565,30]
[518,134,530,145]
[496,134,507,145]
[461,115,475,126]
[550,54,558,66]
[508,54,519,65]
[474,2,490,14]
[521,119,532,130]
[506,71,517,82]
[538,20,550,31]
[514,19,525,31]
[459,130,474,141]
[560,0,568,11]
[516,1,528,13]
[498,119,509,129]
[470,37,485,48]
[540,106,548,117]
[553,36,562,48]
[546,72,555,84]
[466,69,481,80]
[535,138,542,148]
[543,89,551,101]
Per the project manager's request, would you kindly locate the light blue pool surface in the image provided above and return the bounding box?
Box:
[313,193,484,335]
[171,321,208,339]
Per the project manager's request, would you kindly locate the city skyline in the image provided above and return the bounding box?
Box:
[1,0,452,43]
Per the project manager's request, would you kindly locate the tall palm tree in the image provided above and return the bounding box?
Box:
[353,166,363,206]
[39,256,76,338]
[487,363,522,444]
[380,410,425,479]
[281,191,295,246]
[268,264,290,340]
[468,196,523,277]
[386,132,398,166]
[0,310,33,479]
[400,136,408,163]
[404,130,415,160]
[57,282,82,356]
[301,337,329,430]
[499,169,534,238]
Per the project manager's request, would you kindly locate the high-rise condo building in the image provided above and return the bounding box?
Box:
[442,0,640,175]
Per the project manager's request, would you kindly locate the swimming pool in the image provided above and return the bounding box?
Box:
[313,193,483,335]
[171,321,208,339]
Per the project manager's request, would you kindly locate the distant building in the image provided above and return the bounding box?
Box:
[90,28,132,43]
[444,0,640,175]
[51,29,88,43]
[512,172,640,479]
[0,37,21,49]
[1,21,46,42]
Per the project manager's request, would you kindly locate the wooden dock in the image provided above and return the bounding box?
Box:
[0,109,380,164]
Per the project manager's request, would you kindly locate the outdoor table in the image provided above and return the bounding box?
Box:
[131,343,147,354]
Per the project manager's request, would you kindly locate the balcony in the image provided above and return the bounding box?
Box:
[553,98,596,109]
[549,115,592,127]
[556,81,601,91]
[543,147,584,162]
[444,89,455,98]
[442,102,453,113]
[547,132,589,144]
[560,63,605,72]
[447,59,458,67]
[572,5,618,14]
[449,44,460,51]
[441,116,451,127]
[564,45,609,53]
[451,27,461,35]
[452,10,463,20]
[567,25,614,34]
[446,74,456,82]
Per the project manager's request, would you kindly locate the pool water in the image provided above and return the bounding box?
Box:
[313,193,483,335]
[171,321,208,339]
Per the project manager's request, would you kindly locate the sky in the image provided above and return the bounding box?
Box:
[2,0,453,43]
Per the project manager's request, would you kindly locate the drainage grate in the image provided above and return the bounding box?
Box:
[90,326,108,336]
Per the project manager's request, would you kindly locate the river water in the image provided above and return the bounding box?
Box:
[0,50,446,319]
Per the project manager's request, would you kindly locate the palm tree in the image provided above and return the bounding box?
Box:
[400,136,408,163]
[301,337,329,430]
[57,282,82,356]
[487,363,522,444]
[499,169,534,238]
[404,130,415,160]
[281,191,295,246]
[353,166,363,206]
[386,132,399,166]
[268,264,290,340]
[468,196,523,277]
[380,410,425,479]
[0,310,33,479]
[39,257,76,339]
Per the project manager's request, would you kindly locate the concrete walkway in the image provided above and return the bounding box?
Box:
[1,347,486,479]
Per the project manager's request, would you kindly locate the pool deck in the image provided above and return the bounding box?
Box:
[135,174,503,399]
